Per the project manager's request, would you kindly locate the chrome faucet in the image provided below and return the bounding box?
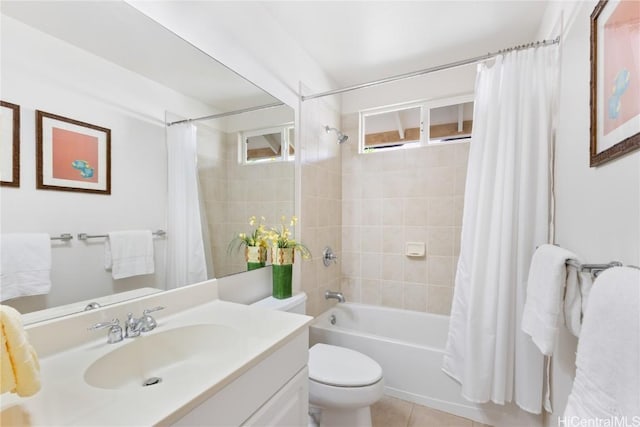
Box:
[88,319,123,344]
[325,290,345,303]
[125,306,165,338]
[125,313,143,338]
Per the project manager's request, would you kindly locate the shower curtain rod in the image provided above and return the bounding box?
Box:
[166,101,285,127]
[301,36,560,101]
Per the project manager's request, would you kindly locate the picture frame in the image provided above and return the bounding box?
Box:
[590,0,640,167]
[1,101,20,187]
[36,110,111,194]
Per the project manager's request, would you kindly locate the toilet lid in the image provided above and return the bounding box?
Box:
[308,343,383,387]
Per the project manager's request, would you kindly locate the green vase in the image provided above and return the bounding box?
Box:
[246,246,267,271]
[271,247,294,299]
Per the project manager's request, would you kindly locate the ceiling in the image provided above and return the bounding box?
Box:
[3,1,551,108]
[1,1,279,112]
[261,1,550,88]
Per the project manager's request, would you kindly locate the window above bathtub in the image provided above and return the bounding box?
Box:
[238,124,295,164]
[359,94,474,154]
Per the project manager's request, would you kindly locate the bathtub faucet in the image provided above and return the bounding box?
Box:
[325,290,345,303]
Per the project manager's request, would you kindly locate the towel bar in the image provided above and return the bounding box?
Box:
[565,259,630,277]
[51,233,73,242]
[77,230,166,241]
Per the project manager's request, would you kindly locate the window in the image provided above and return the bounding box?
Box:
[359,95,474,153]
[238,124,294,164]
[429,101,473,143]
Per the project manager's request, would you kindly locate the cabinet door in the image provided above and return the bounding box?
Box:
[244,367,309,427]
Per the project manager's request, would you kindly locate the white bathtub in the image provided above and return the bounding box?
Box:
[310,303,540,427]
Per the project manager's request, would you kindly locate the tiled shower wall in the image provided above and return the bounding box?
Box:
[299,97,342,317]
[340,122,469,315]
[198,129,294,278]
[196,125,227,278]
[221,132,295,275]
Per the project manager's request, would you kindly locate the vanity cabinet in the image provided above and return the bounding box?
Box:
[243,367,308,426]
[2,288,312,426]
[171,330,309,426]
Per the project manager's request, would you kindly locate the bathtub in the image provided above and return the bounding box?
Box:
[310,303,540,427]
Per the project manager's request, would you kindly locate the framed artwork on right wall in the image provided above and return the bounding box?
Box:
[0,100,20,187]
[590,0,640,167]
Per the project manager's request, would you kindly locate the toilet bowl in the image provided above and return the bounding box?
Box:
[308,343,384,427]
[251,293,385,427]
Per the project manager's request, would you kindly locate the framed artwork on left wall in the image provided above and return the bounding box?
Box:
[590,0,640,166]
[1,100,20,187]
[36,110,111,194]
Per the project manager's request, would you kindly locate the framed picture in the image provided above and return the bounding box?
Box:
[590,0,640,167]
[1,101,20,187]
[36,110,111,194]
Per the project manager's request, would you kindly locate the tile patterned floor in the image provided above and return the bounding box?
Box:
[371,396,492,427]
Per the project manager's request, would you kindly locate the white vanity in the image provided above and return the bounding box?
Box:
[0,279,312,426]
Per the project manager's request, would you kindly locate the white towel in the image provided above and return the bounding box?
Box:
[564,267,640,419]
[522,244,578,355]
[104,230,154,280]
[0,234,51,302]
[563,265,593,337]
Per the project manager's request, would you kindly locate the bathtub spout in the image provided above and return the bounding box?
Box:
[325,290,345,303]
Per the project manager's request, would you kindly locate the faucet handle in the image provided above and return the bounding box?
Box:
[88,318,119,331]
[140,306,164,333]
[143,306,165,315]
[322,247,338,267]
[88,319,123,344]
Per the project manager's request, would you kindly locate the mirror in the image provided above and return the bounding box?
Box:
[0,1,294,323]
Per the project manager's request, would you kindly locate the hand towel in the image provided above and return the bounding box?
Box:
[563,266,593,337]
[564,267,640,418]
[104,230,154,280]
[521,244,578,355]
[0,234,52,302]
[0,305,41,397]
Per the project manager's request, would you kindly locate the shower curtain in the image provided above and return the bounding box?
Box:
[442,45,559,414]
[166,123,208,288]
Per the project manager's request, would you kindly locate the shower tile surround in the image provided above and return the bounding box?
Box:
[299,97,342,317]
[198,109,466,317]
[341,130,469,315]
[198,129,295,277]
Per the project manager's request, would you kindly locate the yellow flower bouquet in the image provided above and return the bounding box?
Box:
[228,216,268,271]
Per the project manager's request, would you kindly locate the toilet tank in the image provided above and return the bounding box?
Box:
[251,292,307,314]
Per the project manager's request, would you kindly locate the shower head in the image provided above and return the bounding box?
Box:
[325,125,349,144]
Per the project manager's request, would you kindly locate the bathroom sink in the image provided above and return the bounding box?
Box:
[84,324,246,390]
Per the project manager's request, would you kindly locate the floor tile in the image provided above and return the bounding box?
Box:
[371,396,413,427]
[407,404,473,427]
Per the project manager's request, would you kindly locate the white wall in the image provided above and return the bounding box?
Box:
[126,1,339,110]
[341,65,477,115]
[0,16,216,313]
[537,1,640,423]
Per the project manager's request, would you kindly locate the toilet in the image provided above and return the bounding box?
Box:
[251,292,384,427]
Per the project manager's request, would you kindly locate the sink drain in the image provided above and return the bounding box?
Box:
[142,377,162,387]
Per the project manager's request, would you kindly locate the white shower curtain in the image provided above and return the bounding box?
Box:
[442,45,559,414]
[166,123,207,289]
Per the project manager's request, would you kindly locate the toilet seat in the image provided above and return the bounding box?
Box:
[309,343,383,387]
